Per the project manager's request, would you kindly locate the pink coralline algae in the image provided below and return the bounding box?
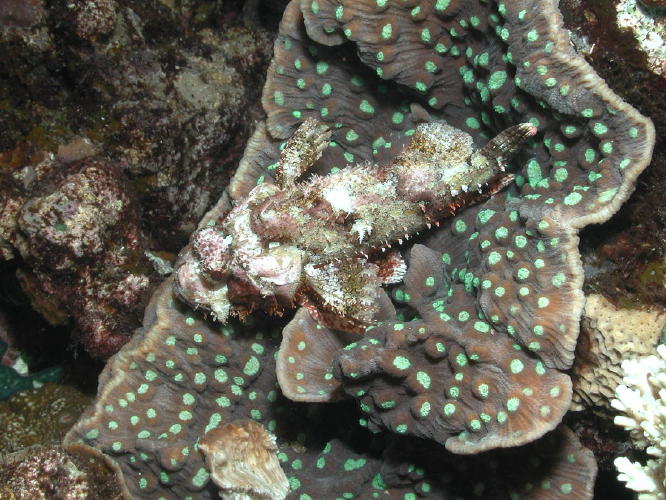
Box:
[175,118,536,332]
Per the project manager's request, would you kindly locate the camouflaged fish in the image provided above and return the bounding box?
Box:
[174,118,536,331]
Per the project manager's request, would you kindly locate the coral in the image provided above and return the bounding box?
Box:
[279,244,574,453]
[255,0,653,453]
[612,344,666,499]
[175,117,536,329]
[0,340,63,401]
[561,0,666,314]
[65,280,598,498]
[66,280,412,499]
[572,293,666,411]
[199,420,290,500]
[65,0,655,495]
[0,382,92,453]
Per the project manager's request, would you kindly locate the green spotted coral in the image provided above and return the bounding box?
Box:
[64,280,598,498]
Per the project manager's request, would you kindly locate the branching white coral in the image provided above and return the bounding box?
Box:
[612,344,666,499]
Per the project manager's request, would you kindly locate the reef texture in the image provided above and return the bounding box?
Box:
[0,445,122,500]
[65,0,654,496]
[613,344,666,499]
[66,280,597,499]
[0,446,89,500]
[0,0,274,357]
[2,153,157,358]
[572,293,666,411]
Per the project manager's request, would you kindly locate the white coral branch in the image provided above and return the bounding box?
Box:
[613,344,666,499]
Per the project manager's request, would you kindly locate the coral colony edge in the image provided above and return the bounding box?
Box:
[63,0,655,499]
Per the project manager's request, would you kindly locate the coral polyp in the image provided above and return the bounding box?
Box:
[175,118,535,330]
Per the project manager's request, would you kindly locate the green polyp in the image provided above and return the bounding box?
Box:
[601,141,613,154]
[598,188,618,203]
[488,71,507,90]
[487,251,501,265]
[474,321,490,333]
[584,148,596,163]
[345,129,359,142]
[243,356,260,376]
[435,43,448,54]
[506,397,520,412]
[563,192,582,206]
[592,122,608,135]
[510,359,524,374]
[465,117,480,129]
[392,356,411,370]
[381,23,393,40]
[420,60,439,74]
[191,468,209,488]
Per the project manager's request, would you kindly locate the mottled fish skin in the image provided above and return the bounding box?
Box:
[174,118,535,330]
